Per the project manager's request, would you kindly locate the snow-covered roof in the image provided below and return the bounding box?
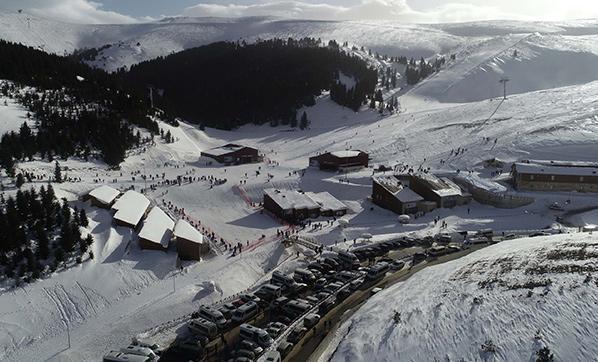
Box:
[174,219,204,244]
[373,176,424,203]
[525,159,598,168]
[330,150,361,158]
[112,190,150,226]
[138,207,174,248]
[264,189,320,210]
[202,144,246,156]
[454,173,507,193]
[514,162,598,177]
[305,191,347,212]
[413,173,463,197]
[89,185,120,205]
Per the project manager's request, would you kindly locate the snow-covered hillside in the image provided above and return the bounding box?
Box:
[2,10,598,362]
[3,10,598,104]
[322,232,598,361]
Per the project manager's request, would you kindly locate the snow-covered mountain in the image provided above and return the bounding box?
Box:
[2,11,598,103]
[2,10,598,362]
[322,232,598,361]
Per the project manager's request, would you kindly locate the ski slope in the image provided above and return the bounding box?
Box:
[2,13,598,362]
[321,232,598,361]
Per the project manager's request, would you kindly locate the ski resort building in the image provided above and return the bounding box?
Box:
[409,173,470,208]
[309,150,369,171]
[174,219,209,260]
[111,190,151,228]
[512,160,598,192]
[372,175,424,214]
[87,185,120,208]
[138,207,174,251]
[264,189,320,222]
[263,189,347,222]
[304,191,348,217]
[201,144,260,165]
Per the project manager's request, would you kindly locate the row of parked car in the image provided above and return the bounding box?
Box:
[103,339,163,361]
[164,247,406,361]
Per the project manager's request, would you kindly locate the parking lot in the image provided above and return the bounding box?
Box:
[130,232,502,362]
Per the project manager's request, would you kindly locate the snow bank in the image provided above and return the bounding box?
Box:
[326,233,598,362]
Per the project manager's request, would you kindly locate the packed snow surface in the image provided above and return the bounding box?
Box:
[323,232,598,362]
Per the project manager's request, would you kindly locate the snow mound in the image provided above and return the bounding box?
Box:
[326,233,598,362]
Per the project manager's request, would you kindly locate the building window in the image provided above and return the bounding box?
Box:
[530,175,534,180]
[551,175,555,181]
[580,176,584,182]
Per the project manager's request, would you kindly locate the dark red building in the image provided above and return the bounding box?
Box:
[309,150,369,171]
[201,144,260,165]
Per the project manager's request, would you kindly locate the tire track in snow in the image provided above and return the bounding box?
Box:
[76,281,97,315]
[58,284,86,323]
[42,287,69,325]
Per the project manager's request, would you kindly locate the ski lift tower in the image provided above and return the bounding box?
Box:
[499,77,510,100]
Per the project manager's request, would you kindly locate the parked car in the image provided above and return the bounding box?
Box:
[277,340,294,359]
[239,339,263,355]
[232,301,260,324]
[337,288,352,301]
[503,233,517,240]
[218,303,236,319]
[349,279,363,291]
[188,318,219,340]
[371,287,383,295]
[258,351,281,362]
[314,278,327,290]
[286,325,308,344]
[266,321,287,338]
[390,260,405,270]
[233,349,256,360]
[304,313,321,328]
[270,296,289,310]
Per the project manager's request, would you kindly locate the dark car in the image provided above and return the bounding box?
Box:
[307,262,325,273]
[287,326,308,344]
[314,278,327,290]
[323,258,341,271]
[412,252,427,264]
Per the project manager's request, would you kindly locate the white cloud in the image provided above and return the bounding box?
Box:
[1,0,138,24]
[181,0,524,23]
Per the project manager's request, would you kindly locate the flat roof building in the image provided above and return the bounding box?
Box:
[309,150,369,171]
[201,144,259,165]
[304,191,348,217]
[372,175,424,215]
[409,172,469,208]
[512,160,598,192]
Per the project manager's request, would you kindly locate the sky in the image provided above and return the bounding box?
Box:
[1,0,598,24]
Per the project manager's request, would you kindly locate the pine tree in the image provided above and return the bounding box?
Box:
[79,209,89,227]
[290,115,298,128]
[54,161,62,183]
[299,111,309,130]
[15,173,25,188]
[536,347,554,362]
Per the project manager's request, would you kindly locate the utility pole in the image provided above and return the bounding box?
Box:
[499,77,510,100]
